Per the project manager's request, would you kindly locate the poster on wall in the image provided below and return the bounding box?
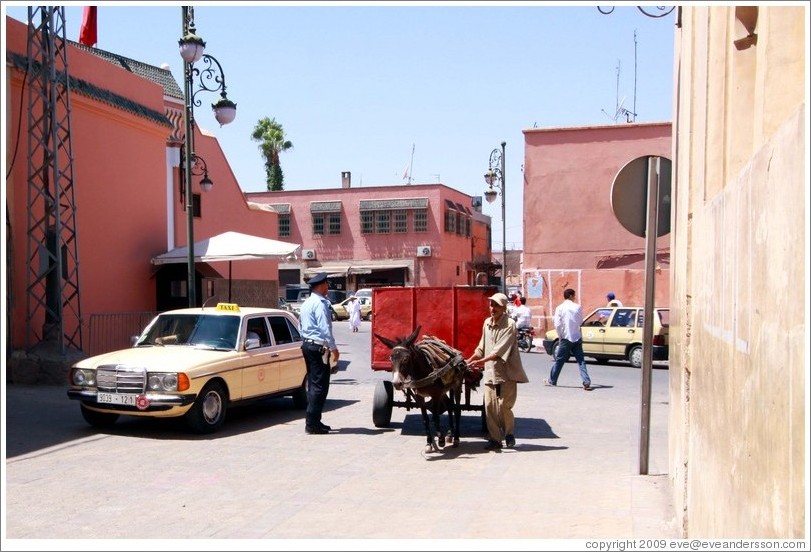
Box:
[526,272,544,299]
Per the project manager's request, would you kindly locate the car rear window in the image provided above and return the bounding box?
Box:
[269,315,300,345]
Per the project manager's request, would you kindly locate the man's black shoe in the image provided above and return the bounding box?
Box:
[505,434,516,448]
[318,423,332,431]
[484,439,502,451]
[305,426,329,435]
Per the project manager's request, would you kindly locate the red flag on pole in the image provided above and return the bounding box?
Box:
[79,6,97,47]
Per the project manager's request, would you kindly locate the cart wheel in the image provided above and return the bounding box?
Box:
[372,379,394,428]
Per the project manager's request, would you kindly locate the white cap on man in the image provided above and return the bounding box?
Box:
[488,293,509,307]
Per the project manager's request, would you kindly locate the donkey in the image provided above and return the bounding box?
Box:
[375,325,466,453]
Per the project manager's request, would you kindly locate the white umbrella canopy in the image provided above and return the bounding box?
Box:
[151,231,300,265]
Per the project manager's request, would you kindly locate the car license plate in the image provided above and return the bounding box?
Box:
[97,392,138,406]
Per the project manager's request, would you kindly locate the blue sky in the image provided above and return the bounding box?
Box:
[3,2,676,250]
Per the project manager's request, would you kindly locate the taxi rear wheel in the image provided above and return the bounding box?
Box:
[185,381,227,434]
[80,404,119,427]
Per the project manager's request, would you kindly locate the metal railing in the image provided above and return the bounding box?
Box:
[87,311,159,357]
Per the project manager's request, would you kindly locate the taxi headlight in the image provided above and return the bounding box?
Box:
[147,373,179,392]
[71,368,96,387]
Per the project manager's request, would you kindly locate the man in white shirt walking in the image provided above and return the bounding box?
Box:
[545,288,592,390]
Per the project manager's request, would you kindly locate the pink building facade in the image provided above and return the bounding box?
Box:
[521,122,672,333]
[246,175,493,294]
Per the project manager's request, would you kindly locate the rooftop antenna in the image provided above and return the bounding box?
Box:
[601,60,624,123]
[600,32,639,123]
[401,143,415,184]
[407,143,414,184]
[618,31,639,123]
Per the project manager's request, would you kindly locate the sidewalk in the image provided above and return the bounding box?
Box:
[3,324,677,544]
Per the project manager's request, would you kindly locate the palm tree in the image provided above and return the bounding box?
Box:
[251,117,293,191]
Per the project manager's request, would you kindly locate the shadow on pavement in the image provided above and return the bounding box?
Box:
[4,383,360,456]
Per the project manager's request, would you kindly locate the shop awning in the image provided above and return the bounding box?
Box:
[152,231,300,265]
[303,261,411,278]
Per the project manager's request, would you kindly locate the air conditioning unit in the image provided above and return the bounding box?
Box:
[302,249,317,260]
[416,245,432,257]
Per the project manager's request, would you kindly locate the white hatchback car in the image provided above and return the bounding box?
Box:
[354,288,373,300]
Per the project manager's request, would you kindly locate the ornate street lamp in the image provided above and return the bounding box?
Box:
[179,150,213,203]
[484,141,507,295]
[179,6,236,306]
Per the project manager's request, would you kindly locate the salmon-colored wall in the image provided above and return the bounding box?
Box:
[6,17,168,347]
[5,15,282,351]
[469,217,492,284]
[521,122,672,331]
[176,128,280,282]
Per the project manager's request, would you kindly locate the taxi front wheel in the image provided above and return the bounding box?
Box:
[185,381,227,434]
[80,404,119,427]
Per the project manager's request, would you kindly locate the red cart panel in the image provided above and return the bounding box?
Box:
[370,286,497,371]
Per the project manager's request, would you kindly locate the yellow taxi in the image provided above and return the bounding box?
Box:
[67,303,307,434]
[330,296,373,321]
[541,306,669,368]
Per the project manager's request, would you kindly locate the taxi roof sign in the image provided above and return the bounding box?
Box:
[216,303,240,311]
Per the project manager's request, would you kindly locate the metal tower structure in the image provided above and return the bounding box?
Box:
[25,6,83,353]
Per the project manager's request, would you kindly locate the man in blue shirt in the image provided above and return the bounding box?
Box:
[298,272,340,434]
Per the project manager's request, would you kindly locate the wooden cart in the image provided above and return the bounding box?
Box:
[369,285,497,428]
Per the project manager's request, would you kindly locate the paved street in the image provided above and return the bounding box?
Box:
[3,319,676,546]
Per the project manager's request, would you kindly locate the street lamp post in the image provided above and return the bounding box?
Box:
[484,141,507,295]
[179,5,236,306]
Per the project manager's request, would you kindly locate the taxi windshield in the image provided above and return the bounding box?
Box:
[137,314,241,350]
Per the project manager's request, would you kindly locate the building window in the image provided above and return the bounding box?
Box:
[313,214,325,235]
[456,212,466,235]
[445,209,456,233]
[328,212,341,235]
[192,194,201,218]
[393,209,407,233]
[279,214,290,237]
[361,211,374,234]
[414,209,427,232]
[375,210,391,233]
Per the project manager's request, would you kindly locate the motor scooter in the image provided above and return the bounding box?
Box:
[516,326,535,353]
